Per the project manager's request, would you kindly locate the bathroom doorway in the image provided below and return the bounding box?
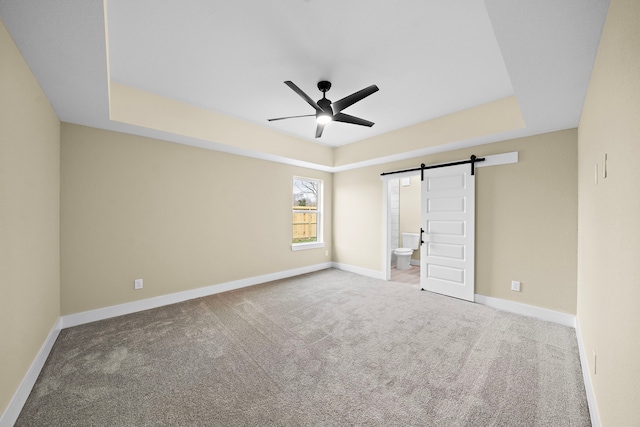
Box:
[383,173,421,285]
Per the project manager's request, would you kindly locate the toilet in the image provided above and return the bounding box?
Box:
[394,232,420,270]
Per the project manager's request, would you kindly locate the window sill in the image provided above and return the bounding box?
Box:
[291,242,325,251]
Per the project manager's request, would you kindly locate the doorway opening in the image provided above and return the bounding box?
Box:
[384,174,421,285]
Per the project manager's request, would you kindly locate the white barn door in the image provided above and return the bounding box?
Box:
[420,163,475,302]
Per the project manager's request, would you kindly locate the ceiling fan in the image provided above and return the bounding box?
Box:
[268,80,379,138]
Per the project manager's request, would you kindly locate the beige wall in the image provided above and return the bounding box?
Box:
[0,19,60,417]
[60,124,332,315]
[334,129,578,314]
[399,175,421,260]
[577,0,640,424]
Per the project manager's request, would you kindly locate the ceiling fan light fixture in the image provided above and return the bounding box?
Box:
[316,113,332,125]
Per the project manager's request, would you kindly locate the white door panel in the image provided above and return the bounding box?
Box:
[420,164,475,301]
[427,197,466,213]
[427,242,464,260]
[427,220,465,236]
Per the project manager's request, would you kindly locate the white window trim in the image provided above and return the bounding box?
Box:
[291,241,325,251]
[291,176,324,251]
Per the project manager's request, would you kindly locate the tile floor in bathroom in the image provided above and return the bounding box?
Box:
[390,264,420,286]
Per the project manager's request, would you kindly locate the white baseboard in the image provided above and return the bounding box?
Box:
[0,318,62,427]
[410,259,420,266]
[332,262,385,280]
[575,320,600,427]
[61,262,332,329]
[474,294,576,327]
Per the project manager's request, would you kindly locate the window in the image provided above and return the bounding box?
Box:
[292,177,324,250]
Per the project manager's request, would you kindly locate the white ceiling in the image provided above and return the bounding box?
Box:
[106,0,514,147]
[0,0,609,164]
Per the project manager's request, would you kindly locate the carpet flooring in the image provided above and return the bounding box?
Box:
[16,269,591,426]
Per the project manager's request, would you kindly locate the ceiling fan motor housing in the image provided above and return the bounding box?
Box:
[317,97,333,115]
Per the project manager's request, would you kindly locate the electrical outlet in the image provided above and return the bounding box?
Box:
[511,280,521,292]
[325,250,329,257]
[134,279,143,290]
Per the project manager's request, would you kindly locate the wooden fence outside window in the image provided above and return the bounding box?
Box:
[292,206,317,243]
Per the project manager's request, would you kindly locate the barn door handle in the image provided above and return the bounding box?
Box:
[420,228,425,245]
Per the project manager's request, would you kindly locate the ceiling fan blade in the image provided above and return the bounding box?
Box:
[315,123,326,138]
[268,114,315,122]
[332,85,379,114]
[332,112,375,127]
[284,81,322,112]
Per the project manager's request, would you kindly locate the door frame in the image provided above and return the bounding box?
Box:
[381,152,518,282]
